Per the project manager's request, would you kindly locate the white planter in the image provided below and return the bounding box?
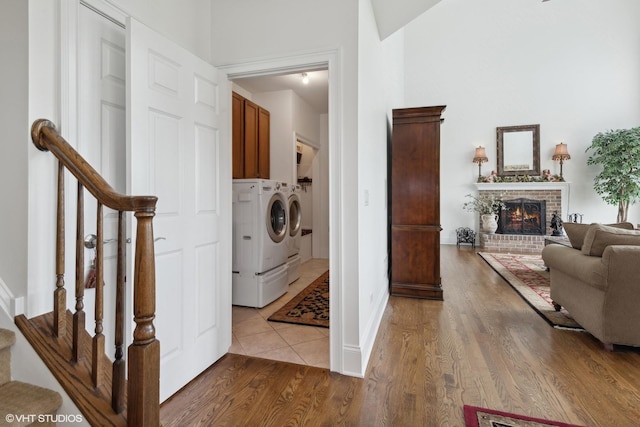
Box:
[481,213,499,234]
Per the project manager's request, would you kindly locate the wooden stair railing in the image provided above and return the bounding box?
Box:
[27,119,160,426]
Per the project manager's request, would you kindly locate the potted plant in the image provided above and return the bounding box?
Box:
[586,127,640,222]
[463,194,506,233]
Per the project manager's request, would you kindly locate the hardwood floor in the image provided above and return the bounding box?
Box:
[160,245,640,426]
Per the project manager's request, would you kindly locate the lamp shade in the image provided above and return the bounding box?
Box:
[552,143,571,161]
[473,146,488,163]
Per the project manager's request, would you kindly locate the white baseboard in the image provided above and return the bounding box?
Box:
[359,288,389,376]
[0,276,24,318]
[341,344,365,378]
[341,287,390,378]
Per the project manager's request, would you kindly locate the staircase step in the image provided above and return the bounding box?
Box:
[16,312,127,426]
[0,329,16,386]
[0,328,16,351]
[0,380,62,426]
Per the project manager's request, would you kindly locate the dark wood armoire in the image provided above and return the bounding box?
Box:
[390,106,446,300]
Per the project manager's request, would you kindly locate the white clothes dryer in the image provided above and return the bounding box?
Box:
[232,264,288,308]
[286,183,303,284]
[286,183,302,257]
[232,179,289,275]
[232,179,289,307]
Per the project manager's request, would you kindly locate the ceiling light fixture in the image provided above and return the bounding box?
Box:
[301,73,309,85]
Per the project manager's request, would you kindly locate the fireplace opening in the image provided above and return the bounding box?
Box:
[498,198,546,235]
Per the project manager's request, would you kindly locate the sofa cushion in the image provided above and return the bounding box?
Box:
[581,223,640,256]
[564,222,634,250]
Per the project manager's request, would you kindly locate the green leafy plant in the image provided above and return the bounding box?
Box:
[586,127,640,222]
[462,194,506,215]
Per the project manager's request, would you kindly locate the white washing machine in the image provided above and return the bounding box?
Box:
[232,179,289,307]
[286,183,302,284]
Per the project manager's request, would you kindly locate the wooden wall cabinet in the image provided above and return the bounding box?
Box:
[390,106,446,300]
[232,92,270,179]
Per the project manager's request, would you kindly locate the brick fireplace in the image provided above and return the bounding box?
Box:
[475,182,569,252]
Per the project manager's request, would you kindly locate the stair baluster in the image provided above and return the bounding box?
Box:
[92,201,105,387]
[112,211,126,413]
[54,161,67,337]
[127,209,160,427]
[73,182,86,363]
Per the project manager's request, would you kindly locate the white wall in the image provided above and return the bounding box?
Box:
[0,1,29,306]
[356,0,404,372]
[251,90,295,183]
[404,0,640,243]
[26,0,60,317]
[292,92,321,145]
[370,0,442,40]
[107,0,212,62]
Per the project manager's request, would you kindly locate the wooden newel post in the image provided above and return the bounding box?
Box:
[127,209,160,427]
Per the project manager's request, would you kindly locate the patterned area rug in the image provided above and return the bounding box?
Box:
[464,405,585,427]
[478,252,583,330]
[268,271,329,328]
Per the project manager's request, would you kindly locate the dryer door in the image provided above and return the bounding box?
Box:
[289,195,302,237]
[267,193,287,243]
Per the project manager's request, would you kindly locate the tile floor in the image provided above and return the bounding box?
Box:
[229,258,330,368]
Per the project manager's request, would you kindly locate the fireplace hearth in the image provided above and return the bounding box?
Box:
[499,198,546,235]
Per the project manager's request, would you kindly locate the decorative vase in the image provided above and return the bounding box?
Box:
[481,213,499,234]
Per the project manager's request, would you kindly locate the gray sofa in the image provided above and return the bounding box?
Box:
[541,223,640,350]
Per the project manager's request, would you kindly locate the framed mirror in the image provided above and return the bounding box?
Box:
[497,124,540,176]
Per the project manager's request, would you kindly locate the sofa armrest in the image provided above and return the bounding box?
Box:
[601,245,640,346]
[542,244,605,289]
[601,245,640,291]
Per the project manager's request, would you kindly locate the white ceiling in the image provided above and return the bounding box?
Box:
[370,0,443,40]
[231,0,443,115]
[233,69,329,114]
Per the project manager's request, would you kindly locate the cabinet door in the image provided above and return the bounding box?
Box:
[391,120,440,226]
[391,226,440,297]
[257,107,270,179]
[232,92,245,178]
[243,99,259,178]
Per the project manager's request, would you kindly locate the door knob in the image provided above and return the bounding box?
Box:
[84,234,116,249]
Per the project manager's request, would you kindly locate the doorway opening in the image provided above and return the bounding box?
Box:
[229,66,332,368]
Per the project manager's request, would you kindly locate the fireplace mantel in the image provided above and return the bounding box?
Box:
[475,182,570,220]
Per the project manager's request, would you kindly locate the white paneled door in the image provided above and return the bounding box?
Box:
[127,17,231,401]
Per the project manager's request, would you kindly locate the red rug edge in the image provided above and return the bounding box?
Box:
[463,405,585,427]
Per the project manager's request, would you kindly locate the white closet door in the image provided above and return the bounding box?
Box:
[127,17,231,401]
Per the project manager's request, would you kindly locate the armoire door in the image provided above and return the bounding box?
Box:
[390,106,446,300]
